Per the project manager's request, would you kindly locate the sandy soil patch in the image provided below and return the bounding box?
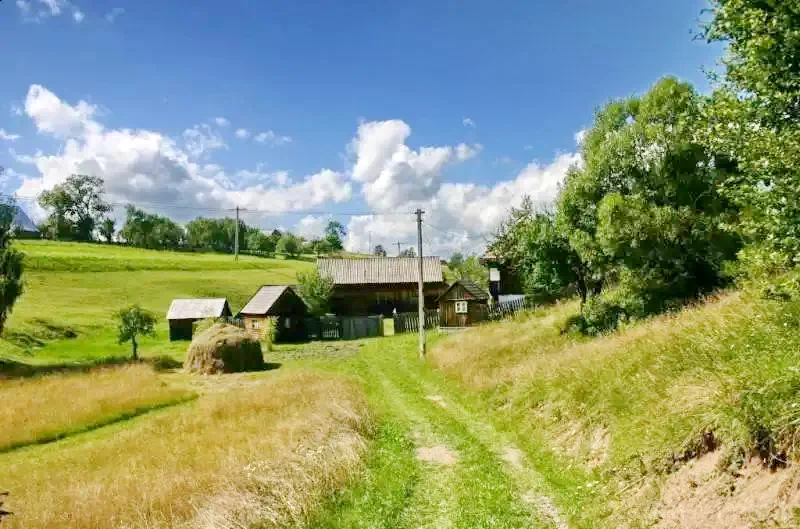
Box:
[656,450,800,529]
[416,445,459,465]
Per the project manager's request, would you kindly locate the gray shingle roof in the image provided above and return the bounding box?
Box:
[317,257,443,285]
[437,279,490,301]
[240,286,292,315]
[167,298,229,320]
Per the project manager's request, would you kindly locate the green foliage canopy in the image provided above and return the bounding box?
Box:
[116,305,157,360]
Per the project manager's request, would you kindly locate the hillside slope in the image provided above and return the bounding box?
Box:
[1,241,314,365]
[430,290,800,528]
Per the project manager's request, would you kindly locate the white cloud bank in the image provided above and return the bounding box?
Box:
[14,84,351,220]
[0,129,21,142]
[8,85,580,257]
[344,119,578,256]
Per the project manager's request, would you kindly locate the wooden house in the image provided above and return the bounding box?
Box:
[239,286,309,342]
[437,279,490,328]
[317,257,447,316]
[166,298,231,341]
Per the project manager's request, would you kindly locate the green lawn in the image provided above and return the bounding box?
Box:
[1,241,314,364]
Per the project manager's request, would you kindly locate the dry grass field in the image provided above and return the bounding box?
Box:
[0,370,372,529]
[0,364,193,452]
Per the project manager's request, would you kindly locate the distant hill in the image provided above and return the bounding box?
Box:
[12,206,38,233]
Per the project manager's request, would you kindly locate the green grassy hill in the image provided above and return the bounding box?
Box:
[429,286,800,527]
[1,241,314,365]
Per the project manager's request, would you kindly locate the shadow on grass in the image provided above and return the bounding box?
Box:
[0,355,183,380]
[3,319,79,349]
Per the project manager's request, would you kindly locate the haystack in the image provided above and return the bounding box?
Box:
[184,323,264,374]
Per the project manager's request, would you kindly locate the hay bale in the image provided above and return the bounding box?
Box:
[184,323,264,374]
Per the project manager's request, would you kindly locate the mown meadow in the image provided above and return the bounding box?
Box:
[0,240,313,366]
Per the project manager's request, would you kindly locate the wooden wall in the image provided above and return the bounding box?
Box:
[330,283,447,316]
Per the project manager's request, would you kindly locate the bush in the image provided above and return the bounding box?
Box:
[184,323,264,374]
[260,317,277,352]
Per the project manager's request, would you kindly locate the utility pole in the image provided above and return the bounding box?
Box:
[234,206,240,261]
[415,209,425,359]
[394,240,409,256]
[368,231,372,255]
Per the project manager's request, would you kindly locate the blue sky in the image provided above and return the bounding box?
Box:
[0,0,720,255]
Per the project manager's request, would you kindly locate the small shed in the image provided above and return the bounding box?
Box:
[240,286,309,342]
[437,279,490,328]
[166,298,232,341]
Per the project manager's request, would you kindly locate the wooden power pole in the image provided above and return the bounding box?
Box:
[415,209,425,359]
[234,206,240,261]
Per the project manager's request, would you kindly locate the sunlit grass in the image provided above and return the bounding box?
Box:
[431,290,800,472]
[0,364,193,452]
[0,241,315,363]
[0,370,372,529]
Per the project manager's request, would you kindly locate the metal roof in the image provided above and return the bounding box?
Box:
[317,257,443,285]
[167,298,229,320]
[437,279,490,302]
[240,285,293,315]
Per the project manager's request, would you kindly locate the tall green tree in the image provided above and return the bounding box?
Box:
[325,220,346,251]
[100,218,116,243]
[558,77,740,319]
[492,204,590,304]
[297,269,334,316]
[0,196,25,334]
[120,206,184,250]
[116,305,156,360]
[277,232,301,258]
[38,174,111,241]
[449,252,464,270]
[701,0,800,268]
[373,244,387,257]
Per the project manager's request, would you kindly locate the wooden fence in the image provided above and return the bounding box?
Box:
[304,315,383,340]
[393,309,440,334]
[479,296,532,322]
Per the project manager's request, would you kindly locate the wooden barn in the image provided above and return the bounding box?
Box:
[166,298,231,341]
[437,279,490,328]
[240,285,309,342]
[317,257,447,316]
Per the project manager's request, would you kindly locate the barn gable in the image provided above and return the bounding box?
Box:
[437,280,489,302]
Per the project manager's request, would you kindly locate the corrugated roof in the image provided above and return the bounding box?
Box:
[167,298,229,320]
[240,285,291,315]
[318,257,443,285]
[437,279,490,301]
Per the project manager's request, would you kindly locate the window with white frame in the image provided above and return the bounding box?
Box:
[455,301,468,314]
[251,319,261,329]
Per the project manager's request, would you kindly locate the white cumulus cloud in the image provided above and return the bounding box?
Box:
[0,129,21,142]
[462,117,476,128]
[213,117,230,127]
[235,128,250,139]
[18,0,84,23]
[254,130,292,146]
[349,119,482,211]
[25,84,99,137]
[344,152,580,257]
[14,84,352,221]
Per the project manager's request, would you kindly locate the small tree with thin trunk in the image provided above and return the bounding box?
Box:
[116,305,156,360]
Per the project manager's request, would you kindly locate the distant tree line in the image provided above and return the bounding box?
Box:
[490,0,800,333]
[35,175,348,258]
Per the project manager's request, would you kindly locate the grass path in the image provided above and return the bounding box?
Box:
[302,335,568,529]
